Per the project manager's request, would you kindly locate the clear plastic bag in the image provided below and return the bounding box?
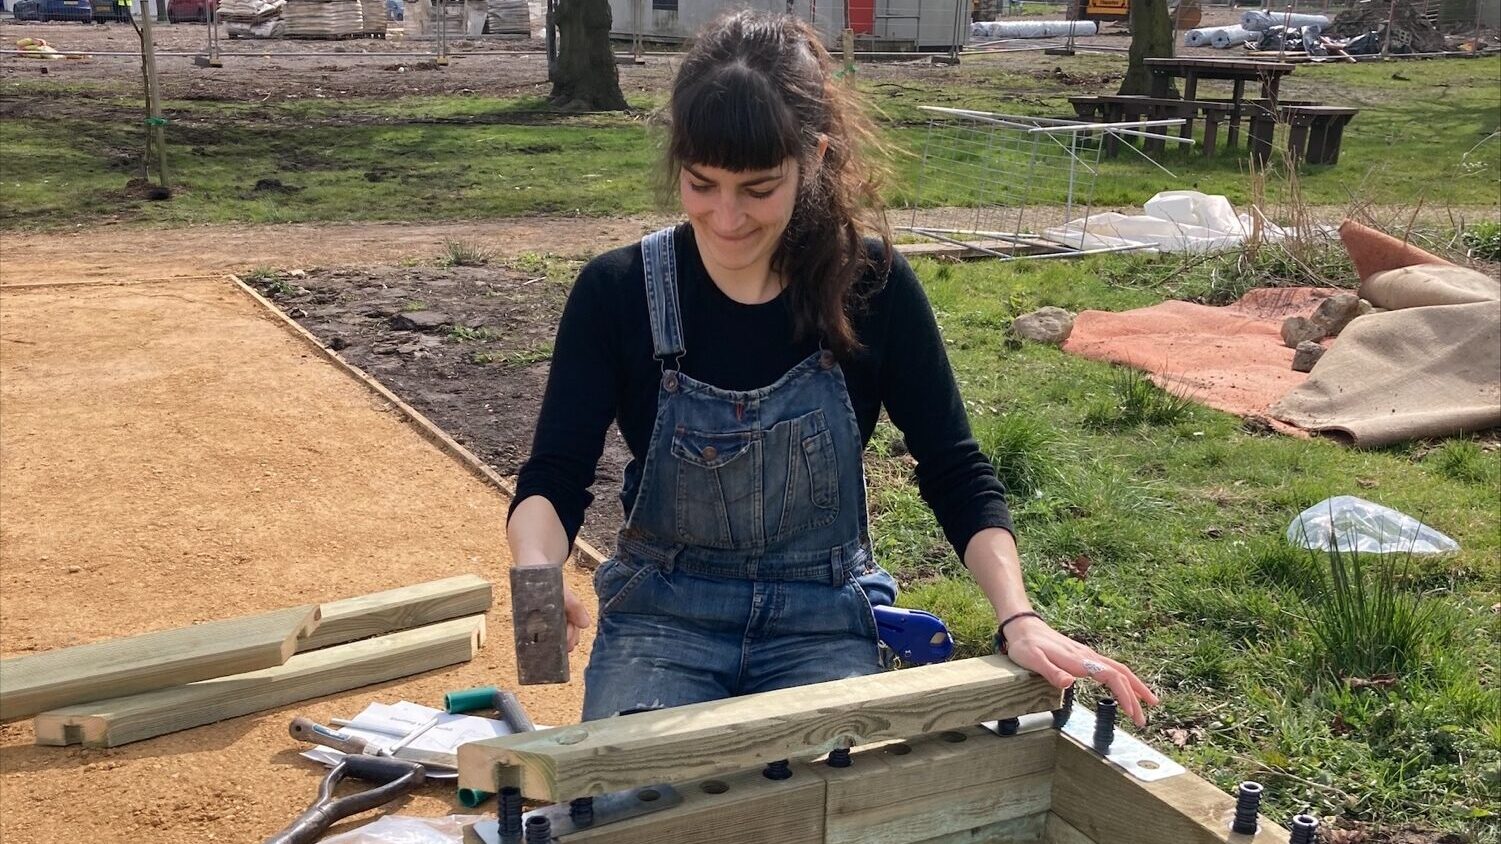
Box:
[318,815,485,844]
[1286,495,1459,554]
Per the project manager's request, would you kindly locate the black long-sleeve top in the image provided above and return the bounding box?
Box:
[511,225,1013,562]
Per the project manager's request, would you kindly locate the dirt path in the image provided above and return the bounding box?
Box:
[2,216,671,284]
[0,277,593,843]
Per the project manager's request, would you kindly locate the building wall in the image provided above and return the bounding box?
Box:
[609,0,967,49]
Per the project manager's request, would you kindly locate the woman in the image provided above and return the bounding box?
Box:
[508,11,1157,724]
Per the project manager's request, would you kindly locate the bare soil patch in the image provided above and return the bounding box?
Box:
[246,263,632,550]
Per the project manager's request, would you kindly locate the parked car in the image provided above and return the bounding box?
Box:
[35,0,95,20]
[167,0,218,21]
[11,0,43,19]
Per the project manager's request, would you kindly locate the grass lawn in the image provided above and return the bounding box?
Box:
[3,56,1498,228]
[871,247,1499,841]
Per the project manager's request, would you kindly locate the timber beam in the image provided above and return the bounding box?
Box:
[456,654,1061,801]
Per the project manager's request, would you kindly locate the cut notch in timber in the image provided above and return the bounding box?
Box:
[0,604,320,722]
[457,654,1061,802]
[33,615,486,748]
[298,574,493,652]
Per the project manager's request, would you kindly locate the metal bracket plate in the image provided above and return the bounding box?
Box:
[472,784,684,843]
[1057,703,1186,782]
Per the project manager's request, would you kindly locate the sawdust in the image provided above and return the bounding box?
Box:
[0,277,591,842]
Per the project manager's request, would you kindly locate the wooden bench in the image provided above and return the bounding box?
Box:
[1284,105,1360,165]
[1067,95,1238,156]
[1242,103,1360,166]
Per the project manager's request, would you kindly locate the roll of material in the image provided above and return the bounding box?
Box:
[1242,10,1329,31]
[1210,24,1255,48]
[1183,27,1212,47]
[970,19,1099,39]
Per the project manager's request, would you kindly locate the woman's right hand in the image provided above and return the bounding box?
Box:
[563,585,593,651]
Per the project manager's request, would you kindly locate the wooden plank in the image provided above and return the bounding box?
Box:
[557,763,827,844]
[1042,812,1095,844]
[0,604,320,722]
[33,615,485,747]
[912,812,1049,844]
[817,726,1056,844]
[1051,734,1290,844]
[298,575,492,652]
[896,239,1062,260]
[457,655,1061,801]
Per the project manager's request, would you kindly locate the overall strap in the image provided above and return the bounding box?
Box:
[640,226,686,366]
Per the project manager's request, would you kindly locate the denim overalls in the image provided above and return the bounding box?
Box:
[581,226,899,720]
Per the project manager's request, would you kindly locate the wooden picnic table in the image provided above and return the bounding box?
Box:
[1145,57,1297,147]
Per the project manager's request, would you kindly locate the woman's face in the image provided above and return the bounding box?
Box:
[679,158,800,277]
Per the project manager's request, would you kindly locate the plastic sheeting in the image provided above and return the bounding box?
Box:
[1286,496,1460,555]
[1210,25,1255,48]
[1043,191,1289,255]
[970,20,1098,39]
[1184,27,1212,47]
[1242,10,1329,31]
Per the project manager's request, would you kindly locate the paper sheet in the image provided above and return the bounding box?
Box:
[301,700,514,779]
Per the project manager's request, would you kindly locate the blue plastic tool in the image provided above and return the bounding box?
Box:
[872,605,954,665]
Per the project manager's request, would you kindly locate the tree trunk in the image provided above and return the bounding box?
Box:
[1119,0,1175,95]
[549,0,628,111]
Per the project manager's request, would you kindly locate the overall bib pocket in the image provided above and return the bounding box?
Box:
[670,408,840,549]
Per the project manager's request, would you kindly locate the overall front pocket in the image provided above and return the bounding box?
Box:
[670,409,839,550]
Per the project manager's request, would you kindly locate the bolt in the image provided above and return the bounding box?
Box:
[1053,683,1076,729]
[569,796,594,826]
[997,717,1020,736]
[498,786,523,839]
[1232,781,1263,835]
[1289,813,1319,844]
[827,747,851,768]
[524,814,551,844]
[763,759,792,780]
[1093,698,1117,753]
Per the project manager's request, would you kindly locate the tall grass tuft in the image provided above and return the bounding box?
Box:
[1427,439,1499,486]
[974,413,1059,499]
[1308,543,1448,682]
[1084,366,1197,429]
[439,240,493,267]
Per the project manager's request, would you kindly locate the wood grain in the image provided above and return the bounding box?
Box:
[298,575,492,652]
[912,813,1049,844]
[0,605,320,722]
[457,655,1061,801]
[1042,812,1095,844]
[816,726,1055,844]
[557,763,827,844]
[33,615,485,747]
[1051,734,1290,844]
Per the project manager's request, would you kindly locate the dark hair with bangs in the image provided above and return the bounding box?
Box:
[664,11,891,360]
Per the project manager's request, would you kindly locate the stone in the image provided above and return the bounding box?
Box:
[1291,340,1325,373]
[67,565,81,574]
[389,310,451,332]
[1281,316,1324,349]
[1311,292,1361,336]
[1357,298,1376,317]
[286,269,307,279]
[1012,307,1075,345]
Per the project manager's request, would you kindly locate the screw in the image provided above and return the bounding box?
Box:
[1093,698,1117,753]
[499,786,523,839]
[1053,683,1076,729]
[997,717,1020,736]
[827,747,851,768]
[763,759,792,780]
[524,814,551,844]
[1232,781,1263,835]
[1289,813,1319,844]
[569,796,594,826]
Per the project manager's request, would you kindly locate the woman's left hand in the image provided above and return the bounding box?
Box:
[1000,615,1159,728]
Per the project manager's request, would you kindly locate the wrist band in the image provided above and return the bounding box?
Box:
[999,610,1042,632]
